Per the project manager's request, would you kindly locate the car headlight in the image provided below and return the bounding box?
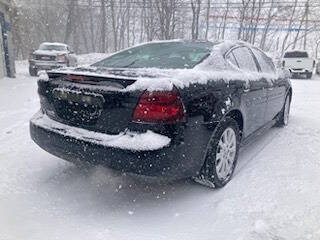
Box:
[56,55,66,63]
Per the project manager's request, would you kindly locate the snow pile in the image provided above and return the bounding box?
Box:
[120,68,279,92]
[33,49,68,56]
[48,65,280,92]
[38,71,49,81]
[44,65,281,92]
[31,112,171,151]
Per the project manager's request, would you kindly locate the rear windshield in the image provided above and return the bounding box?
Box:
[284,51,308,58]
[92,42,213,69]
[39,44,67,51]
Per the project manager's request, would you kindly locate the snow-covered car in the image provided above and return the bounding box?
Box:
[282,50,315,79]
[28,42,78,76]
[30,40,292,188]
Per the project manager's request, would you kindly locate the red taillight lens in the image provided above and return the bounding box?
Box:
[282,61,285,67]
[133,90,185,123]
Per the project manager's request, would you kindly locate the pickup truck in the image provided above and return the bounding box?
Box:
[29,42,77,76]
[282,50,315,79]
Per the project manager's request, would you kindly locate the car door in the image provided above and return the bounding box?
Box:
[230,47,268,137]
[251,48,286,122]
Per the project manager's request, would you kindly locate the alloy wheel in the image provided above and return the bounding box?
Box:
[215,127,237,181]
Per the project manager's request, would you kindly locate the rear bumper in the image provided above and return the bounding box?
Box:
[30,111,210,179]
[288,68,312,74]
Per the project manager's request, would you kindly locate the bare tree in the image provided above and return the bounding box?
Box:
[303,1,310,50]
[191,0,201,40]
[281,0,298,55]
[155,0,178,40]
[238,0,251,40]
[259,0,275,50]
[221,0,230,40]
[11,0,320,59]
[100,0,107,52]
[205,0,211,39]
[64,0,76,43]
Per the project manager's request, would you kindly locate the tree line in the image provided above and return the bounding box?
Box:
[10,0,320,59]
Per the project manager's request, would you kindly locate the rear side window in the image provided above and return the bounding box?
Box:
[251,48,276,74]
[226,52,239,68]
[284,51,308,58]
[231,47,258,72]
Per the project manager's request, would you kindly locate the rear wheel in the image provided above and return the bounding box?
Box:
[275,94,291,127]
[194,117,240,189]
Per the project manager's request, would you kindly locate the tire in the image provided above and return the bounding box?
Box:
[306,72,312,79]
[194,117,240,189]
[29,66,37,76]
[275,94,291,127]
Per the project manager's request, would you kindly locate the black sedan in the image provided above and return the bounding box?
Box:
[30,40,292,188]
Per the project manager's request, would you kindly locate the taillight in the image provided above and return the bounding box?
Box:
[282,61,285,67]
[133,90,185,123]
[64,75,87,82]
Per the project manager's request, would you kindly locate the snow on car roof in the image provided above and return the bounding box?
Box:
[40,42,68,47]
[45,40,280,92]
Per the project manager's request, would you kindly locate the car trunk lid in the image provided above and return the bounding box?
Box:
[39,69,178,135]
[38,71,145,134]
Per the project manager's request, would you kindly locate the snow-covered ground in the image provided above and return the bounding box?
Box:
[1,58,320,240]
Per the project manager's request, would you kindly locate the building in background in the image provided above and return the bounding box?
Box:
[0,0,15,78]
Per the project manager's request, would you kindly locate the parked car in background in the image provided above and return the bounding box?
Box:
[28,42,77,76]
[30,40,292,188]
[282,50,315,79]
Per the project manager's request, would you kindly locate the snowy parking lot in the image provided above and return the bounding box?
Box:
[1,60,320,240]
